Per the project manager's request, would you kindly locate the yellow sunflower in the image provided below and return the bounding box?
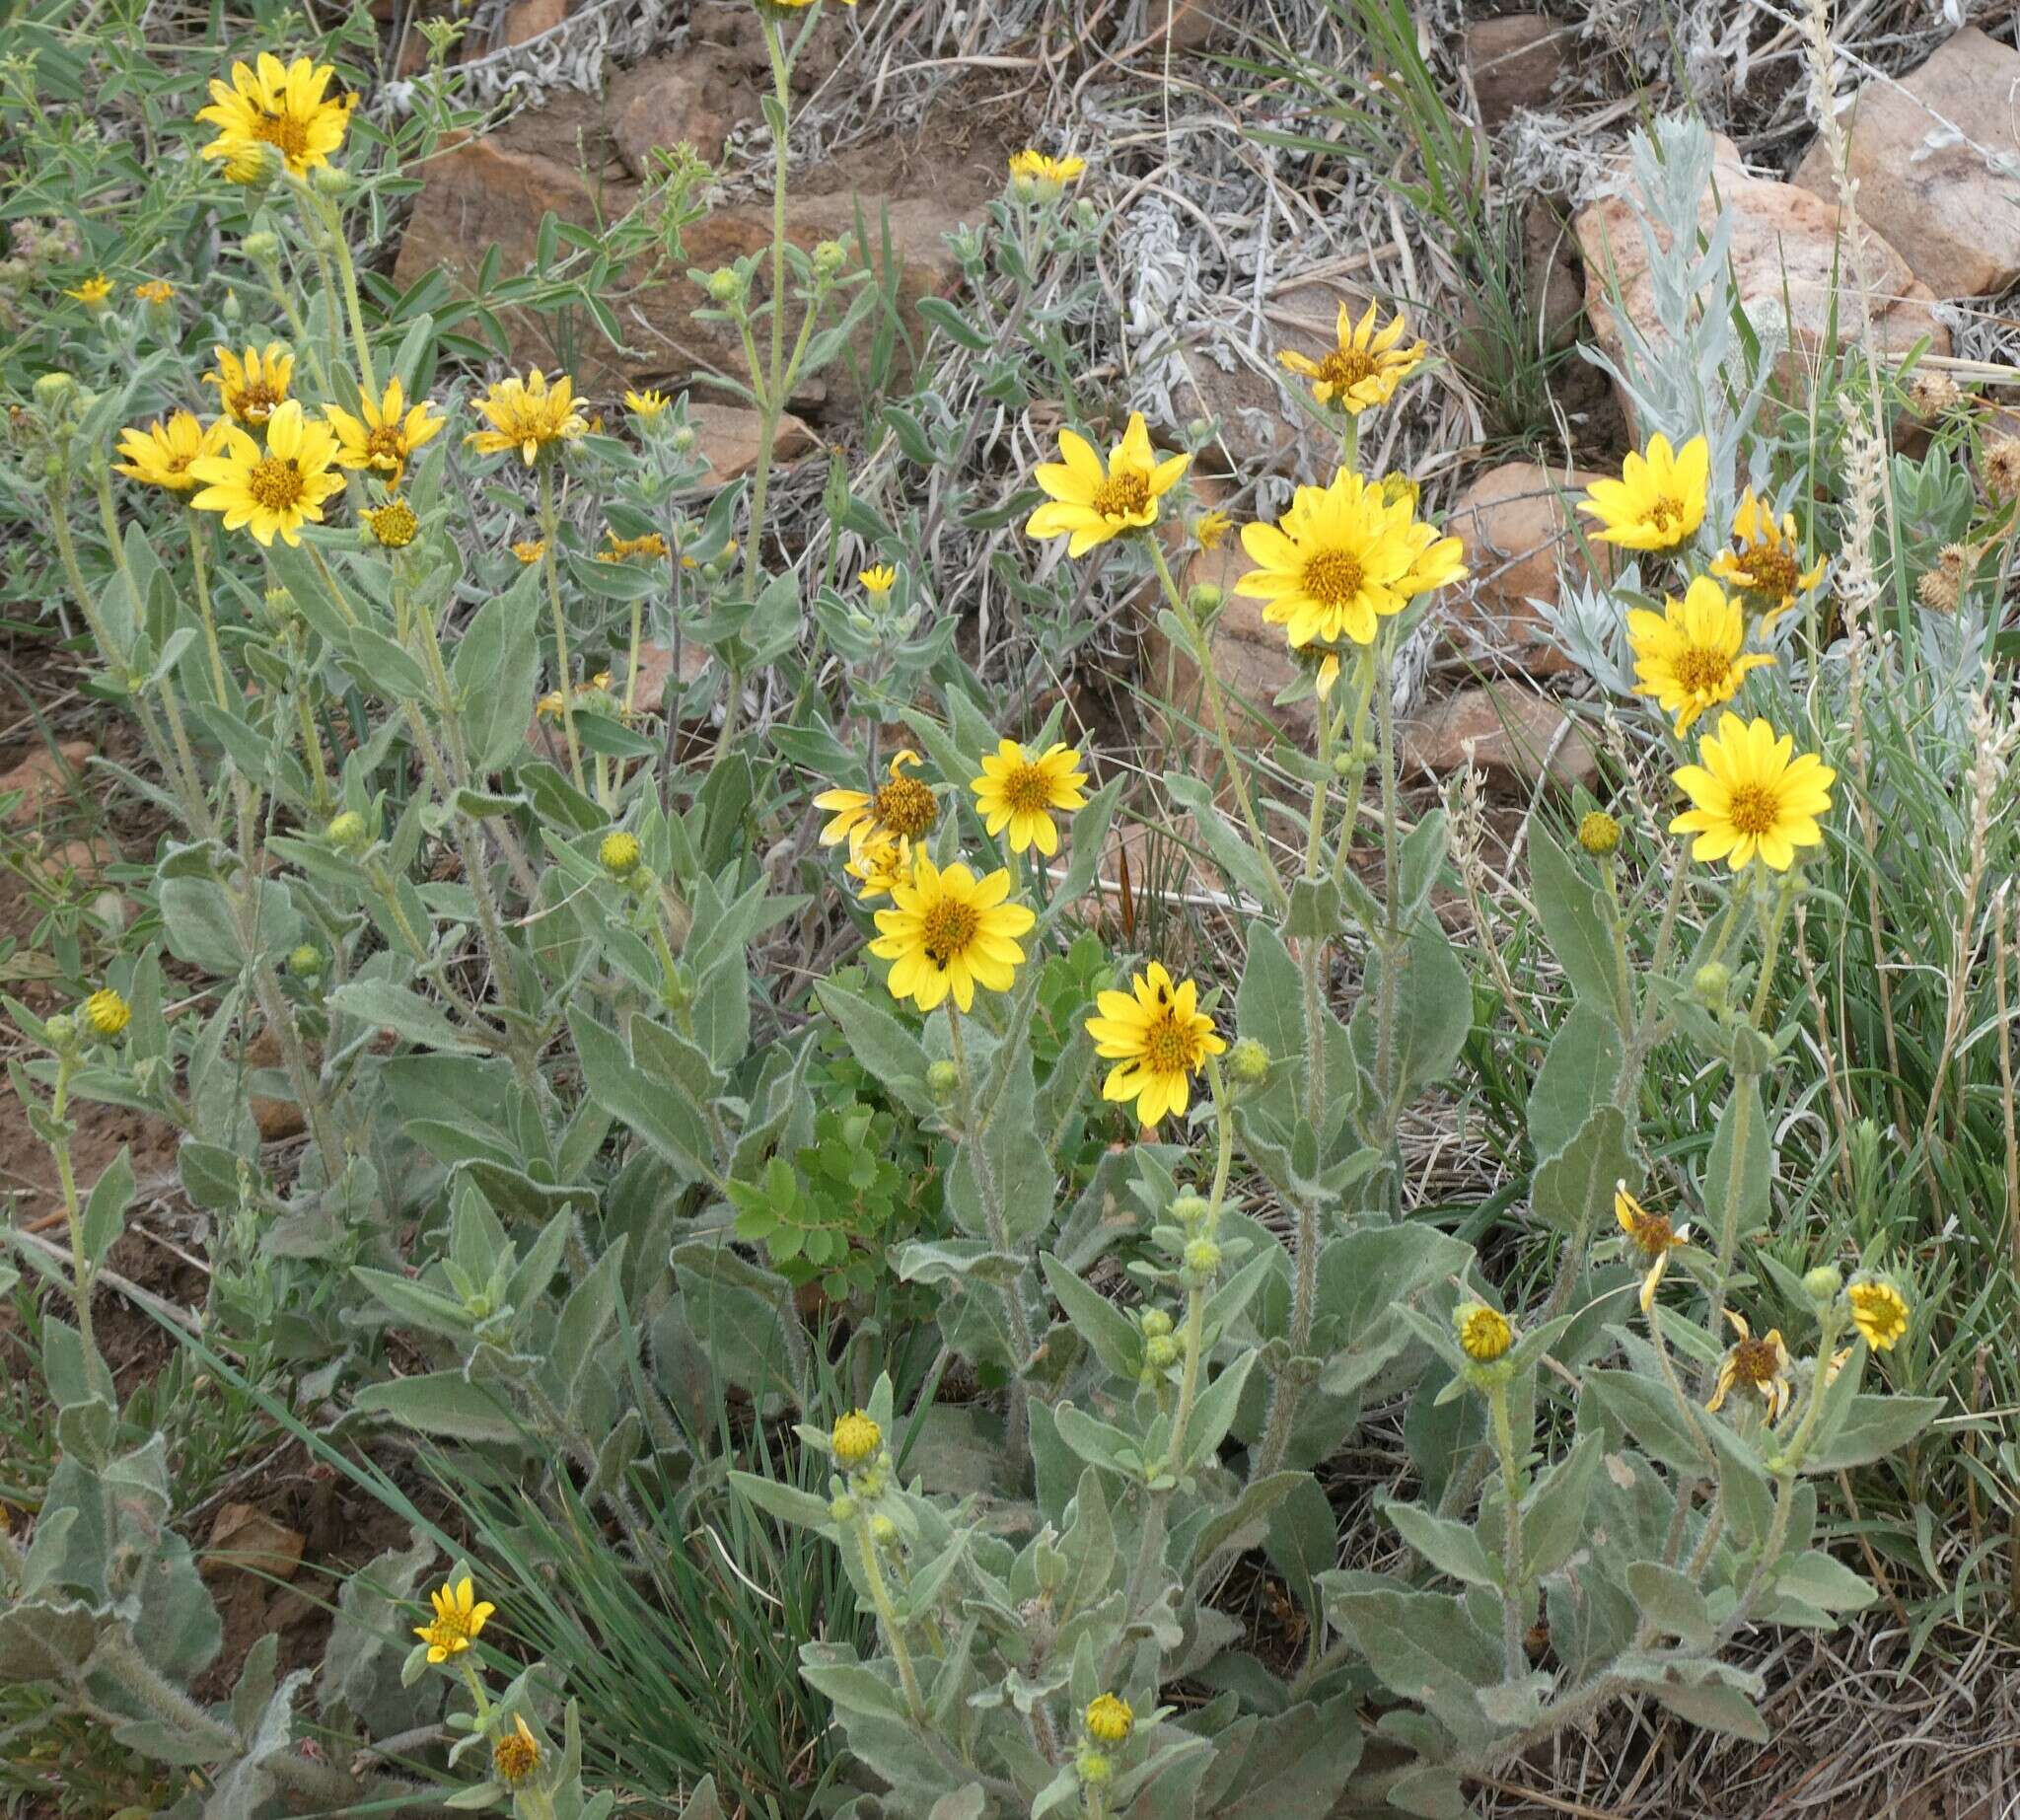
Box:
[187,399,344,546]
[1085,961,1226,1126]
[1008,150,1087,198]
[465,369,588,465]
[113,411,227,493]
[624,388,671,421]
[65,274,113,308]
[1706,1310,1792,1421]
[205,342,295,428]
[970,739,1090,857]
[844,830,911,902]
[511,538,547,564]
[1625,575,1775,734]
[1578,432,1710,551]
[1456,1302,1513,1363]
[859,563,898,596]
[814,749,938,853]
[196,52,352,180]
[325,378,446,483]
[134,278,175,306]
[1670,712,1836,873]
[413,1576,495,1664]
[1847,1278,1910,1352]
[869,852,1036,1013]
[1615,1182,1690,1314]
[1234,466,1466,650]
[1278,299,1427,414]
[1707,487,1828,628]
[1025,413,1191,556]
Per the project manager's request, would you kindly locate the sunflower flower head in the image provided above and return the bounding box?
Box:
[511,537,547,564]
[844,829,911,902]
[205,342,295,428]
[413,1576,495,1663]
[1008,149,1087,200]
[1084,1694,1134,1744]
[623,387,671,422]
[1278,299,1427,415]
[814,749,938,852]
[859,562,898,597]
[187,399,344,547]
[1084,962,1227,1127]
[1615,1182,1689,1313]
[325,378,446,482]
[1707,1311,1793,1421]
[1456,1302,1513,1363]
[196,52,351,180]
[971,738,1090,857]
[134,278,175,306]
[1706,488,1827,628]
[868,851,1036,1013]
[830,1411,883,1470]
[1578,433,1709,551]
[83,987,131,1039]
[1670,712,1836,873]
[1192,509,1231,550]
[466,368,588,465]
[1025,412,1191,556]
[114,412,228,494]
[65,274,113,309]
[1847,1278,1911,1352]
[1625,575,1775,734]
[1235,466,1466,651]
[493,1716,541,1787]
[363,498,419,548]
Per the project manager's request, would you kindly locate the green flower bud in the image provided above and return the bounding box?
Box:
[704,266,745,304]
[1229,1037,1269,1084]
[32,371,75,407]
[811,238,849,276]
[927,1058,961,1100]
[288,943,325,979]
[325,810,368,852]
[1170,1193,1210,1229]
[1692,961,1731,1010]
[1578,810,1622,857]
[829,1493,857,1523]
[43,1012,78,1051]
[1188,583,1223,617]
[670,425,696,454]
[1075,1747,1114,1787]
[220,288,242,323]
[868,1513,899,1544]
[241,230,281,263]
[600,830,643,878]
[1139,1307,1173,1340]
[1145,1335,1179,1369]
[1182,1237,1221,1276]
[309,162,350,197]
[1803,1264,1843,1303]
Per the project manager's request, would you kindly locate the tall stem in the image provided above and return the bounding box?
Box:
[851,1509,924,1718]
[186,511,230,707]
[318,191,378,396]
[740,11,793,605]
[1487,1381,1528,1678]
[47,1051,95,1360]
[537,465,586,790]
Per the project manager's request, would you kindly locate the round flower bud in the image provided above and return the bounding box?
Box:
[1075,1748,1114,1787]
[43,1012,77,1051]
[1455,1301,1513,1363]
[600,830,643,878]
[325,810,368,852]
[1692,962,1731,1009]
[1085,1693,1134,1743]
[1188,583,1224,616]
[1145,1335,1179,1369]
[241,230,281,263]
[1170,1194,1210,1229]
[309,162,350,197]
[32,371,75,407]
[670,425,697,454]
[831,1411,883,1470]
[1229,1037,1269,1084]
[289,943,325,979]
[1577,810,1621,857]
[869,1514,899,1544]
[1803,1264,1843,1303]
[1182,1237,1221,1276]
[829,1493,857,1524]
[811,238,849,276]
[704,266,745,304]
[82,987,130,1039]
[220,288,242,323]
[1139,1308,1173,1339]
[927,1058,961,1100]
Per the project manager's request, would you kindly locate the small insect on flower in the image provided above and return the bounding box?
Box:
[830,1411,882,1470]
[970,738,1089,857]
[134,279,175,306]
[363,499,419,548]
[205,343,295,428]
[113,412,228,494]
[1277,300,1427,414]
[325,378,446,484]
[510,538,547,564]
[1084,962,1227,1127]
[1670,712,1836,874]
[1084,1694,1134,1744]
[1847,1278,1911,1352]
[868,851,1036,1013]
[1025,412,1191,556]
[1008,148,1087,199]
[414,1577,495,1663]
[814,749,938,853]
[187,400,344,548]
[1578,432,1709,551]
[600,831,642,878]
[1455,1302,1512,1363]
[623,387,671,421]
[493,1715,541,1787]
[1707,1311,1792,1421]
[1615,1182,1689,1314]
[466,369,588,465]
[1707,487,1827,629]
[859,562,898,597]
[196,53,352,181]
[83,988,130,1039]
[1236,466,1465,651]
[1626,575,1775,735]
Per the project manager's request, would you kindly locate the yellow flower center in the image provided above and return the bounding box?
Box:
[1301,547,1365,608]
[1737,545,1799,599]
[919,898,979,967]
[367,501,418,547]
[365,424,405,465]
[248,457,306,512]
[873,775,938,839]
[1730,1336,1781,1389]
[1316,346,1377,391]
[424,1609,474,1651]
[1091,469,1151,520]
[235,382,282,422]
[999,764,1054,817]
[1725,782,1780,837]
[494,1733,540,1785]
[1140,1008,1198,1076]
[1672,645,1731,695]
[253,109,312,162]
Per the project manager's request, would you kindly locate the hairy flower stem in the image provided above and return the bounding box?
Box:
[946,1002,1033,1459]
[1149,538,1284,911]
[185,511,230,707]
[852,1509,925,1718]
[45,1049,96,1360]
[535,466,587,790]
[316,190,378,397]
[1487,1381,1528,1678]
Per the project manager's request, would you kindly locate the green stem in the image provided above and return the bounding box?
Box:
[318,190,378,396]
[537,465,586,790]
[186,510,230,707]
[741,9,793,606]
[852,1510,925,1719]
[1487,1380,1528,1679]
[47,1050,95,1360]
